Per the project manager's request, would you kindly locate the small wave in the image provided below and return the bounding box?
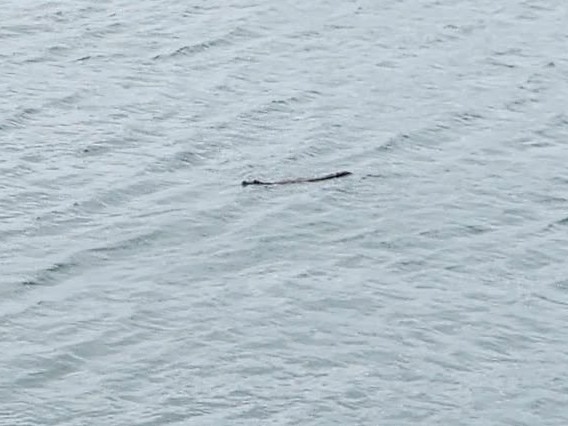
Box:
[1,107,41,131]
[153,27,258,61]
[20,230,162,287]
[21,261,78,287]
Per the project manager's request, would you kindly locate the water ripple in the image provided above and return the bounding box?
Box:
[2,0,568,424]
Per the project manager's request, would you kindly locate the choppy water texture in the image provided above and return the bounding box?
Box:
[2,0,568,424]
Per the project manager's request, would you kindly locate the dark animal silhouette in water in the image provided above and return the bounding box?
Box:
[242,171,352,187]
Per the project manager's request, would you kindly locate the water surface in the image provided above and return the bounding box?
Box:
[1,0,568,424]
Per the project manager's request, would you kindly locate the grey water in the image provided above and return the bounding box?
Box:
[1,0,568,424]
